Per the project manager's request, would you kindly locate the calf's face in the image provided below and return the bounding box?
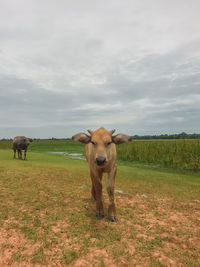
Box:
[90,130,113,166]
[72,128,132,167]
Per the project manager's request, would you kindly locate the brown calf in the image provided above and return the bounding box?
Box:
[72,127,131,221]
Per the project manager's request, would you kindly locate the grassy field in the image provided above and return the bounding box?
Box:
[2,138,200,171]
[0,140,84,153]
[0,141,200,266]
[117,139,200,172]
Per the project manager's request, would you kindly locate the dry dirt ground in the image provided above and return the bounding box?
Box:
[0,163,200,266]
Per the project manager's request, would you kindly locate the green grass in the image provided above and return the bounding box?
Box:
[29,139,84,153]
[0,139,84,153]
[0,143,200,266]
[2,138,200,171]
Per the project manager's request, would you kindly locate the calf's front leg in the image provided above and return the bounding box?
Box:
[90,171,96,201]
[107,165,117,222]
[91,169,104,218]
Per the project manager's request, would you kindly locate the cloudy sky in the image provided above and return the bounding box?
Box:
[0,0,200,138]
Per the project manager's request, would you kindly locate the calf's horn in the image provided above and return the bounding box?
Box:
[87,129,93,135]
[110,129,116,134]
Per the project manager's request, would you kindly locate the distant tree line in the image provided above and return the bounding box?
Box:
[1,132,200,141]
[0,137,71,141]
[132,132,200,140]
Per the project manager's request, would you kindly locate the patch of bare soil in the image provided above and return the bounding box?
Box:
[115,194,200,266]
[0,224,37,266]
[153,251,178,267]
[73,248,116,267]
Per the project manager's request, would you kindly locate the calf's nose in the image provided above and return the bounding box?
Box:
[96,157,106,165]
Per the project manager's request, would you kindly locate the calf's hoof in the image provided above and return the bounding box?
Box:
[109,216,118,222]
[96,213,104,219]
[91,196,96,202]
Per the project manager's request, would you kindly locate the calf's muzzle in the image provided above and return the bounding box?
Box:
[96,157,106,166]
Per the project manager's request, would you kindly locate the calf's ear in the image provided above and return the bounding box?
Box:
[112,134,132,144]
[72,133,91,144]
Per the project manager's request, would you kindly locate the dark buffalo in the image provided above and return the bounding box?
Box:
[13,136,33,160]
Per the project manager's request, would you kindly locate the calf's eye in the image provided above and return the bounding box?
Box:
[106,142,111,146]
[91,141,96,145]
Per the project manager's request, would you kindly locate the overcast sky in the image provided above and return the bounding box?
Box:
[0,0,200,138]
